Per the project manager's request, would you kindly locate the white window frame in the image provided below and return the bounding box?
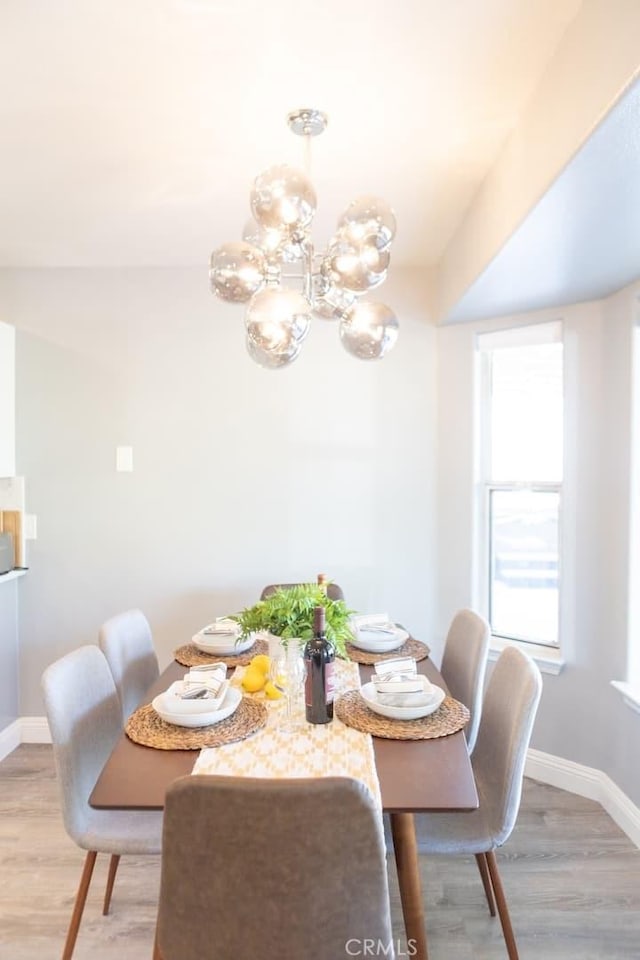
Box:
[474,320,566,673]
[612,301,640,712]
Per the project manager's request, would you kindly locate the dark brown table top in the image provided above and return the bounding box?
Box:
[90,654,479,813]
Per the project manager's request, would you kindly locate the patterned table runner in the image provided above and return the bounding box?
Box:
[191,659,381,806]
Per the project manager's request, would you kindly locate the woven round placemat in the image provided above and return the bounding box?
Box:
[345,636,430,666]
[335,689,469,740]
[125,697,268,750]
[173,637,268,668]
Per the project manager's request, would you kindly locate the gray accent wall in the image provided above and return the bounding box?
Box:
[1,265,437,718]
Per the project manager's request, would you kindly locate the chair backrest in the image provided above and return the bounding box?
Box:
[41,645,123,845]
[155,775,392,960]
[473,646,542,847]
[98,609,159,721]
[260,582,345,601]
[440,609,490,753]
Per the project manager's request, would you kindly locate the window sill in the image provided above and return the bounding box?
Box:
[489,635,565,675]
[610,681,640,715]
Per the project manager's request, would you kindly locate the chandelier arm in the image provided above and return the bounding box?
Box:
[303,241,314,302]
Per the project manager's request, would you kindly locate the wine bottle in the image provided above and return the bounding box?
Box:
[304,605,335,724]
[317,572,328,595]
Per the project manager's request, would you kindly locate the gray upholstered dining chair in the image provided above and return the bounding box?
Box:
[260,581,345,600]
[413,645,542,960]
[153,775,392,960]
[440,608,490,753]
[41,645,162,960]
[99,608,159,722]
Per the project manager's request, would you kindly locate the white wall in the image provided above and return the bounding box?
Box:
[0,266,437,714]
[0,321,15,476]
[436,282,640,806]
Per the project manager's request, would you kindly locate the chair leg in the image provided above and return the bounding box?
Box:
[62,850,98,960]
[475,852,497,916]
[485,850,519,960]
[103,854,121,915]
[152,930,162,960]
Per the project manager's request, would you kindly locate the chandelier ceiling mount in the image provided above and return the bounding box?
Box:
[286,108,328,138]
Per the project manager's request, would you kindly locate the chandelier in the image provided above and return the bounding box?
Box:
[209,109,399,369]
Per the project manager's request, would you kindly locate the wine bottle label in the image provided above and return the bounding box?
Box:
[325,660,336,704]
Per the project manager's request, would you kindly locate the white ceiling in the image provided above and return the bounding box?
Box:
[448,73,640,322]
[0,0,582,276]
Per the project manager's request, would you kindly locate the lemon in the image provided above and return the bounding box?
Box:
[249,654,271,676]
[264,680,283,700]
[241,666,266,693]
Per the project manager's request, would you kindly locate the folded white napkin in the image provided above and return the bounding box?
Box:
[351,613,401,648]
[201,618,240,636]
[351,613,393,631]
[374,656,417,677]
[372,658,434,707]
[183,663,227,699]
[155,678,230,716]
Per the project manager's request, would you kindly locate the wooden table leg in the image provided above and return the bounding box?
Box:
[390,812,428,960]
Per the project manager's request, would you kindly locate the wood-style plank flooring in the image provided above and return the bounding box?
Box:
[1,745,639,959]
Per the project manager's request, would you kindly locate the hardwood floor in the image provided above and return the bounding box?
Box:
[1,744,639,959]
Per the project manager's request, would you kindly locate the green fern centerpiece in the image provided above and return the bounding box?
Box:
[228,584,355,659]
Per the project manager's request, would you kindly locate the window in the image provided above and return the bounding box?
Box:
[476,322,563,647]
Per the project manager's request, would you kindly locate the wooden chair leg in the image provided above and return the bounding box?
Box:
[475,852,496,916]
[62,850,98,960]
[102,854,121,915]
[485,849,519,960]
[152,930,162,960]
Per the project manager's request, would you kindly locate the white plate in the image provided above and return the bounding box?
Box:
[192,629,253,656]
[350,626,409,653]
[152,685,242,728]
[360,681,445,721]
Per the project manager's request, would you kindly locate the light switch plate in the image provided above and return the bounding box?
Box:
[116,446,133,472]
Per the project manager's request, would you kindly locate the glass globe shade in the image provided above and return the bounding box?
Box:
[246,334,302,369]
[339,301,399,360]
[338,195,396,252]
[324,232,390,293]
[242,219,284,259]
[209,241,267,303]
[250,164,316,233]
[243,218,306,263]
[245,287,311,351]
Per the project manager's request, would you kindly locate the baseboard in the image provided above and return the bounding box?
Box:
[1,716,52,754]
[0,720,21,762]
[526,748,640,849]
[20,716,51,744]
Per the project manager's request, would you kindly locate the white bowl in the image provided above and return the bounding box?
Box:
[360,681,445,721]
[192,627,253,656]
[152,685,241,728]
[373,674,434,706]
[350,626,409,653]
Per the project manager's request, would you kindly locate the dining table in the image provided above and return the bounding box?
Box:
[90,646,478,960]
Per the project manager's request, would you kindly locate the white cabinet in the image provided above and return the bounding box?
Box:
[0,322,15,477]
